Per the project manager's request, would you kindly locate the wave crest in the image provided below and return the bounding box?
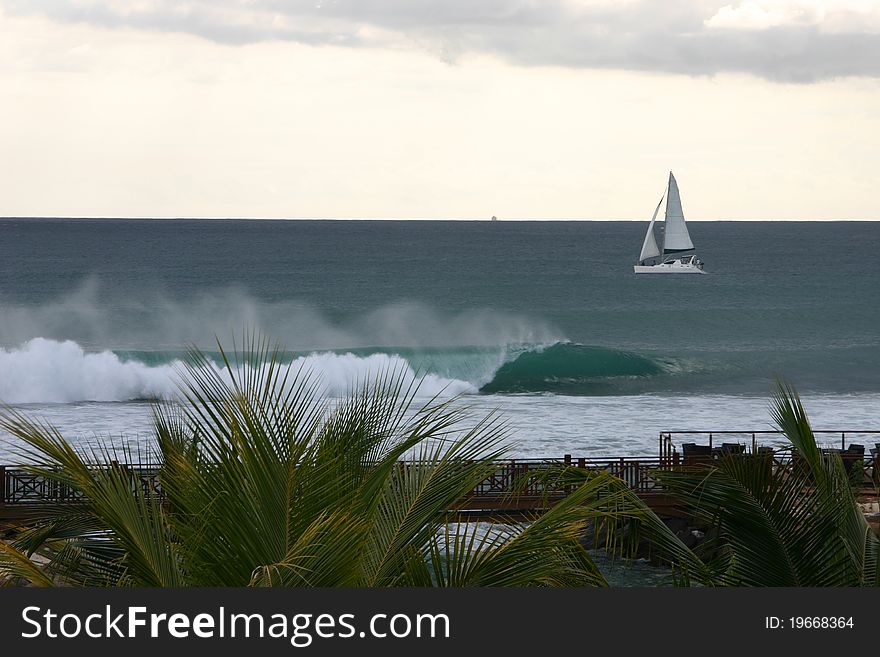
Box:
[479,343,665,394]
[0,339,476,404]
[0,339,681,403]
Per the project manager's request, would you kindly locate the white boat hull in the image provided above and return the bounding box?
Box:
[633,259,707,274]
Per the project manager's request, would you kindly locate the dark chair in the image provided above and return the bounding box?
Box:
[720,443,745,455]
[682,442,713,466]
[842,444,865,477]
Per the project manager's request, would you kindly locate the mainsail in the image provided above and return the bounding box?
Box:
[638,193,664,264]
[662,171,694,253]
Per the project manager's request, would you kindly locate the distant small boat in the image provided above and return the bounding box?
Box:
[634,172,706,274]
[491,216,498,221]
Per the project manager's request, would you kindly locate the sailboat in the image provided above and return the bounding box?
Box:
[633,171,706,274]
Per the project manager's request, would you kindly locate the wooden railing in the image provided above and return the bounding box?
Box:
[0,457,719,508]
[2,431,878,511]
[466,457,670,498]
[0,464,162,505]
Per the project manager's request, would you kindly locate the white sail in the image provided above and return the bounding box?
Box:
[638,193,664,263]
[662,171,694,252]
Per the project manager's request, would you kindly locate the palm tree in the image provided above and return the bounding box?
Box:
[0,335,636,587]
[656,381,879,586]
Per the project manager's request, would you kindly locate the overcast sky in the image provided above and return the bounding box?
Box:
[1,1,878,219]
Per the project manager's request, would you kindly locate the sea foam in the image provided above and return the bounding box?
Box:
[0,338,476,404]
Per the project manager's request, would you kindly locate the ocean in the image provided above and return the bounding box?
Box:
[1,218,878,461]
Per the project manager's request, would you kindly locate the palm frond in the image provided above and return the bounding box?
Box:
[656,380,879,587]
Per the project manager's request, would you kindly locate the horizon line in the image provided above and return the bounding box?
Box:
[2,216,879,222]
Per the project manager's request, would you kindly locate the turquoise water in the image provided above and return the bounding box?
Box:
[0,219,877,457]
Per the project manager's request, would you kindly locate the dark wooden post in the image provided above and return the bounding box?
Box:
[0,466,6,504]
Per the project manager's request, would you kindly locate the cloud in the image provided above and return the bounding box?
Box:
[705,1,880,31]
[2,0,879,81]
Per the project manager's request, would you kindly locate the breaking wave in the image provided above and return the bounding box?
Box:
[0,339,685,404]
[479,343,667,394]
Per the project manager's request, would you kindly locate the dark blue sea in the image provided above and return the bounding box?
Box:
[1,219,878,458]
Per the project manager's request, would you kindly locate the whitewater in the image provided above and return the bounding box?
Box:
[0,338,478,404]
